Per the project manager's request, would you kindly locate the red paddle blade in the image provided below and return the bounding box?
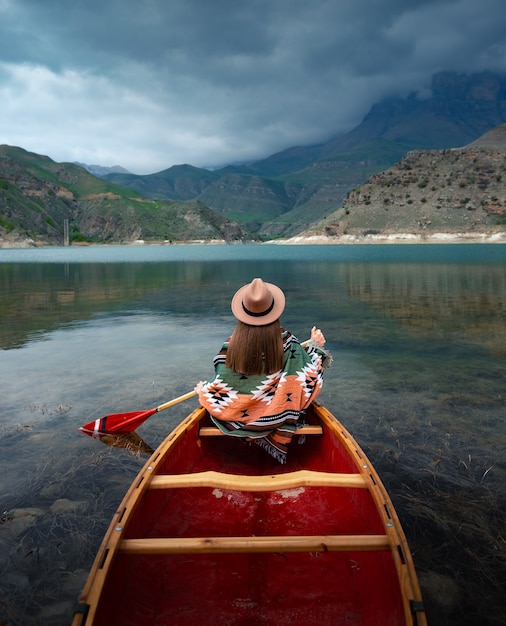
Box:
[79,408,157,435]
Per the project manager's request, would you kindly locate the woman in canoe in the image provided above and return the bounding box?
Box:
[195,278,331,463]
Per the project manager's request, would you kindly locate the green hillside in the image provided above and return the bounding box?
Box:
[0,146,246,245]
[105,164,221,201]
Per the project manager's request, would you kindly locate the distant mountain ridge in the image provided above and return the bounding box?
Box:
[75,163,131,177]
[102,71,506,237]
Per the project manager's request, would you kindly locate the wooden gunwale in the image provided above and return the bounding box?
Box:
[313,403,427,626]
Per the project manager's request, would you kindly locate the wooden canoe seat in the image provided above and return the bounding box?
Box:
[126,469,382,557]
[149,469,367,491]
[199,424,323,437]
[119,534,390,555]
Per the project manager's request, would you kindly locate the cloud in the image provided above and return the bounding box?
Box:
[1,0,506,173]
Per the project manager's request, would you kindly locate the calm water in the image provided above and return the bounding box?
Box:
[1,243,505,625]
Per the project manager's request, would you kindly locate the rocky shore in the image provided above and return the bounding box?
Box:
[270,231,506,244]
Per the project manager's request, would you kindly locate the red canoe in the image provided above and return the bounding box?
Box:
[72,402,427,626]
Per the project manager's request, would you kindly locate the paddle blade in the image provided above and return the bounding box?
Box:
[79,408,157,435]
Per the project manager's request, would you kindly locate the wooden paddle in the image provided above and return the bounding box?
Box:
[79,337,319,435]
[79,390,197,435]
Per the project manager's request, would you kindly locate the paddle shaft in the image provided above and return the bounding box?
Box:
[156,390,197,412]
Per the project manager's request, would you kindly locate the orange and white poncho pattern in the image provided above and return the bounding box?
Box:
[198,330,330,463]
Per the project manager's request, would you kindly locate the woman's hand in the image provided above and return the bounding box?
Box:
[311,326,326,347]
[194,381,205,394]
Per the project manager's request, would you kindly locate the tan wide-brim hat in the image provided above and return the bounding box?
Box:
[231,278,285,326]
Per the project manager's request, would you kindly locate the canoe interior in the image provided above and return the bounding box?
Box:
[77,404,425,626]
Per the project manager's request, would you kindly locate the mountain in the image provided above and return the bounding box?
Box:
[98,71,506,238]
[104,164,221,201]
[75,163,131,176]
[303,124,506,240]
[3,71,506,246]
[0,146,247,246]
[467,123,506,148]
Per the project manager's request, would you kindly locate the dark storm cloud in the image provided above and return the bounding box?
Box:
[1,0,506,173]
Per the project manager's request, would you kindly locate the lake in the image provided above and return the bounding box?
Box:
[1,243,505,626]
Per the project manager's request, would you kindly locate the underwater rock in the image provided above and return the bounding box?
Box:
[0,508,44,539]
[419,571,464,616]
[50,498,88,515]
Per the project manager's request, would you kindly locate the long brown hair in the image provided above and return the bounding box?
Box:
[226,320,283,375]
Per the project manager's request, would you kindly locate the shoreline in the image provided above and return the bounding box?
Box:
[2,231,506,248]
[268,231,506,245]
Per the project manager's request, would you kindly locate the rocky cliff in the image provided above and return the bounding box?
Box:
[305,125,506,241]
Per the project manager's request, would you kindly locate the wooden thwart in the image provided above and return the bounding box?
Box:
[199,424,323,437]
[119,534,390,555]
[149,469,367,491]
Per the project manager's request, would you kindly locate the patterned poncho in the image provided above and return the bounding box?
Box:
[198,330,330,463]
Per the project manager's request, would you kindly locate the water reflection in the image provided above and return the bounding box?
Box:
[343,263,506,354]
[79,430,154,456]
[0,262,222,349]
[2,259,506,354]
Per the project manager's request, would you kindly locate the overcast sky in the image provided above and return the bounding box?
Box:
[1,0,506,174]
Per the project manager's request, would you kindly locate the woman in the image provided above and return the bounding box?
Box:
[196,278,330,463]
